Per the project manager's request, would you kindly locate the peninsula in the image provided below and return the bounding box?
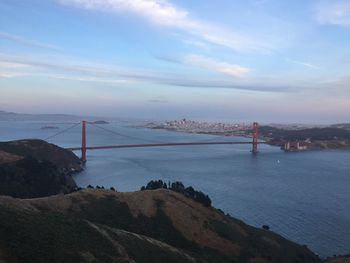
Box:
[145,119,350,150]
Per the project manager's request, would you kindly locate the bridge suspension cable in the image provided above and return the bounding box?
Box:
[88,123,165,144]
[44,122,80,140]
[89,123,249,144]
[66,121,260,161]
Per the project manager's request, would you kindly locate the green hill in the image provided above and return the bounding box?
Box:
[0,189,320,263]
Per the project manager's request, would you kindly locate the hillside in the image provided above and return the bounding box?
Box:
[259,126,350,141]
[259,126,350,149]
[0,110,84,122]
[0,139,82,172]
[0,140,81,198]
[0,188,320,263]
[330,123,350,130]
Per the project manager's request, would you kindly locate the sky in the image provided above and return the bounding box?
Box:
[0,0,350,123]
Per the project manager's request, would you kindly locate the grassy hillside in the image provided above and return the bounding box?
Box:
[260,126,350,141]
[0,189,321,263]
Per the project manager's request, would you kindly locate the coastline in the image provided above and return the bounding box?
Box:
[145,124,350,151]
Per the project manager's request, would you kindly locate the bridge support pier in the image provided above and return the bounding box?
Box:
[81,120,87,162]
[252,122,259,154]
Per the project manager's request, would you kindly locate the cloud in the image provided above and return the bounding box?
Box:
[0,60,31,78]
[0,32,62,51]
[317,76,350,97]
[157,54,251,77]
[0,53,119,77]
[57,0,268,52]
[0,72,21,78]
[315,0,350,28]
[48,75,129,84]
[286,58,320,69]
[0,53,291,93]
[6,51,339,94]
[160,78,298,93]
[182,54,251,77]
[147,99,169,103]
[181,39,210,50]
[0,61,29,69]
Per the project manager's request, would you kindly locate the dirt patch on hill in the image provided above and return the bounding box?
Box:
[0,150,23,164]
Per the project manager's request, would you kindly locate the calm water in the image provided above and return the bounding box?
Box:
[1,121,349,258]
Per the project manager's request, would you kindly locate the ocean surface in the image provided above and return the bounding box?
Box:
[1,120,349,258]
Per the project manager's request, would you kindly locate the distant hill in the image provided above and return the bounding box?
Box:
[0,110,87,122]
[91,120,109,124]
[260,126,350,141]
[0,110,141,123]
[330,123,350,130]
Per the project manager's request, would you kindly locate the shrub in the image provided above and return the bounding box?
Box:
[262,225,270,230]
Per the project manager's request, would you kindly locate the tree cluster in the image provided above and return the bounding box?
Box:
[140,180,212,207]
[86,185,116,192]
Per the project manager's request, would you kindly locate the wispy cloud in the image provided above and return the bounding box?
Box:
[159,78,298,93]
[181,39,210,50]
[0,53,292,93]
[286,58,320,69]
[0,53,127,81]
[0,32,62,51]
[182,54,251,77]
[0,61,30,69]
[0,53,120,77]
[58,0,268,52]
[49,75,129,84]
[315,0,350,28]
[0,60,31,78]
[0,72,21,78]
[147,99,169,103]
[318,75,350,95]
[4,47,340,95]
[160,54,251,77]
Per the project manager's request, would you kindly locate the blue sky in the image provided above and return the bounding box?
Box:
[0,0,350,123]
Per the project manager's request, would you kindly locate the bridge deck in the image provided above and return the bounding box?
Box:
[67,141,266,151]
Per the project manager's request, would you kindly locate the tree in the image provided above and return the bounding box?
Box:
[262,225,270,230]
[141,180,168,190]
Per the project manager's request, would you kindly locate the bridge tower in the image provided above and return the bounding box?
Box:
[252,122,259,154]
[81,120,87,162]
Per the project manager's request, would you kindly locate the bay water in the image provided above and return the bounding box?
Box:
[1,121,349,258]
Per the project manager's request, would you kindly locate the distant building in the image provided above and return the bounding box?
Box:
[284,141,308,151]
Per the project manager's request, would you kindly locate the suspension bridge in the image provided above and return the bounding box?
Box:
[46,121,264,162]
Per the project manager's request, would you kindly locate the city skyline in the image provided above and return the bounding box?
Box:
[1,0,350,123]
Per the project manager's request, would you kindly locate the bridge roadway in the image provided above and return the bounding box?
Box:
[67,141,267,151]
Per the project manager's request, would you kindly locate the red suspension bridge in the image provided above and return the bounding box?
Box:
[46,121,264,162]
